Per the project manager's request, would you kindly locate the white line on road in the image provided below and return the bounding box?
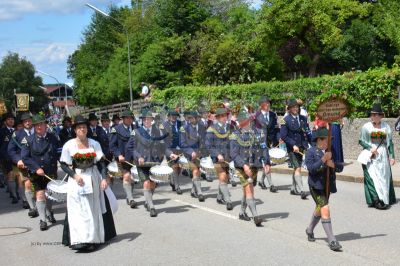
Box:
[173,199,239,220]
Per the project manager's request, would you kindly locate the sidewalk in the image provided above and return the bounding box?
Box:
[271,159,400,187]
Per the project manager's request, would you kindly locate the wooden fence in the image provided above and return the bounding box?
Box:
[79,99,145,118]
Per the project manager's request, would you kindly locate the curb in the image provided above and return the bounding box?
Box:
[271,167,400,187]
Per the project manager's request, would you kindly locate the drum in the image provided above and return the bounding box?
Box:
[200,157,217,179]
[269,148,287,165]
[228,161,241,184]
[46,180,68,202]
[130,165,140,183]
[107,160,122,177]
[150,165,173,183]
[178,156,190,170]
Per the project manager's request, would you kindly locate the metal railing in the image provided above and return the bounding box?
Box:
[79,99,145,118]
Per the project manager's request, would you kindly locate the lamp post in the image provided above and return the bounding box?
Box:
[36,70,70,116]
[86,3,133,110]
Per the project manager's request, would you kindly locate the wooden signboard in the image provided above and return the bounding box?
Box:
[316,96,349,197]
[0,100,7,116]
[316,98,349,122]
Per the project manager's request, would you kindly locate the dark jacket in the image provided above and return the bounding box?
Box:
[59,127,76,146]
[109,123,137,158]
[8,128,32,164]
[229,127,270,168]
[21,132,61,176]
[163,120,182,149]
[0,127,14,162]
[125,125,171,163]
[87,125,110,156]
[305,146,343,193]
[180,122,207,160]
[280,114,312,152]
[254,110,280,146]
[205,123,233,163]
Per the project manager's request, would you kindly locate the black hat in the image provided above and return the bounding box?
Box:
[112,114,120,120]
[370,103,384,115]
[20,112,32,121]
[88,113,98,121]
[215,107,229,116]
[287,99,299,108]
[101,113,110,121]
[62,116,72,123]
[3,113,15,120]
[32,114,46,125]
[237,109,250,123]
[167,109,179,116]
[314,127,329,139]
[259,96,271,105]
[186,110,200,117]
[73,115,88,128]
[121,110,134,118]
[140,109,153,118]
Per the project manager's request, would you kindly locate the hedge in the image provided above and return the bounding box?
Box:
[151,65,400,118]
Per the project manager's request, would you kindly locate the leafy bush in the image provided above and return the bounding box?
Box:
[152,66,400,117]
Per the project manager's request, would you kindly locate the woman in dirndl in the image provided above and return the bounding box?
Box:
[359,103,396,210]
[60,115,116,251]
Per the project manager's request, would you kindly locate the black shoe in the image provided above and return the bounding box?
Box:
[144,202,150,212]
[290,190,301,196]
[375,200,389,210]
[11,197,18,204]
[182,169,189,176]
[329,241,342,251]
[22,200,30,209]
[191,192,198,198]
[226,202,233,211]
[170,183,176,191]
[270,185,278,193]
[231,182,237,187]
[40,220,48,231]
[176,187,182,195]
[71,243,88,250]
[46,211,56,224]
[306,229,316,242]
[198,194,205,202]
[239,213,251,221]
[150,208,157,217]
[301,192,308,200]
[206,177,213,182]
[129,199,137,209]
[253,216,262,227]
[258,181,267,190]
[86,244,97,252]
[216,198,226,205]
[28,208,39,218]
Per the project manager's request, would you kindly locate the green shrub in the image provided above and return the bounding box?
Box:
[152,66,400,117]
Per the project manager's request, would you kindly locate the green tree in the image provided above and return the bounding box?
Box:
[0,52,47,113]
[257,0,370,76]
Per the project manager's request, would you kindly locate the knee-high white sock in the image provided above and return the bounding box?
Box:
[36,200,46,221]
[25,190,36,209]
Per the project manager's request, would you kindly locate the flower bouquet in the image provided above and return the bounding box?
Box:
[72,152,96,169]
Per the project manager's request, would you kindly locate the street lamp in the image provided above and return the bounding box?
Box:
[86,3,134,110]
[36,69,70,116]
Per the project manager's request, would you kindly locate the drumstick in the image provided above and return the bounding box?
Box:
[123,161,136,167]
[44,174,55,182]
[167,153,183,164]
[295,151,305,156]
[61,173,69,182]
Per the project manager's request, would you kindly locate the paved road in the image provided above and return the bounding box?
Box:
[0,172,399,266]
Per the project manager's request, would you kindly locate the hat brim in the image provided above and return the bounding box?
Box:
[32,120,47,125]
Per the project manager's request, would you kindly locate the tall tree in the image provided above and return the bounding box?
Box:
[0,52,48,113]
[257,0,370,77]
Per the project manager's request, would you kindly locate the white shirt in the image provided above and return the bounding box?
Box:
[261,110,270,123]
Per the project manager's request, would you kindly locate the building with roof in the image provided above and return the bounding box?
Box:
[42,84,75,114]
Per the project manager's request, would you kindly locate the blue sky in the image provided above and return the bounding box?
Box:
[0,0,263,86]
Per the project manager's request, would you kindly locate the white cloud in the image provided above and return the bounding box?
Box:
[20,42,76,64]
[0,0,129,21]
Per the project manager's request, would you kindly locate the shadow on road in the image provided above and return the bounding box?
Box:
[259,212,289,222]
[316,232,387,242]
[157,204,196,214]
